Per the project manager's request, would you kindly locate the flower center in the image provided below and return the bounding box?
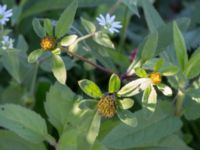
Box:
[40,36,56,50]
[97,94,116,118]
[150,72,161,85]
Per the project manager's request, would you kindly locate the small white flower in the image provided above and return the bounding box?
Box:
[96,14,122,34]
[1,36,14,50]
[0,5,12,25]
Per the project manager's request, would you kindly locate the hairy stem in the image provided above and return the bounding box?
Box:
[61,46,114,75]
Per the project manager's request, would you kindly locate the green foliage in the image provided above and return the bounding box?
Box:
[108,74,121,93]
[55,0,78,38]
[0,104,50,143]
[78,79,103,98]
[173,22,188,71]
[51,54,67,84]
[1,0,200,149]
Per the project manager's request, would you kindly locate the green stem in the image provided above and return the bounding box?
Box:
[108,0,123,14]
[30,63,39,96]
[61,46,114,75]
[76,32,96,43]
[175,90,185,116]
[119,7,131,50]
[45,134,57,148]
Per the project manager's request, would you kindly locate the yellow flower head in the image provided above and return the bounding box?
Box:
[97,95,116,118]
[40,36,56,50]
[150,72,161,85]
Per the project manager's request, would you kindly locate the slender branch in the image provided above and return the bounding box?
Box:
[61,46,114,75]
[108,0,123,14]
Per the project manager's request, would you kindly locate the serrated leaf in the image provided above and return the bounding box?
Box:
[117,109,137,127]
[78,79,103,98]
[102,102,182,149]
[55,0,78,38]
[108,74,121,93]
[0,104,49,143]
[51,54,67,84]
[118,78,152,97]
[44,82,76,134]
[32,18,46,38]
[28,49,44,63]
[81,17,96,33]
[173,21,188,71]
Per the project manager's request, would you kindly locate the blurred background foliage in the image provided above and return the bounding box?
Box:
[0,0,200,149]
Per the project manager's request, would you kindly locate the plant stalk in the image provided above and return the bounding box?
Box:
[175,89,185,116]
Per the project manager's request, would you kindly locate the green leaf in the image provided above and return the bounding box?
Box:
[86,111,101,145]
[16,35,29,52]
[185,47,200,79]
[78,99,98,110]
[117,110,137,127]
[51,54,67,84]
[135,67,148,78]
[0,130,47,150]
[81,17,96,33]
[44,82,75,134]
[2,50,21,83]
[173,21,188,71]
[56,129,78,150]
[142,86,157,114]
[153,58,164,71]
[78,79,103,98]
[123,0,139,16]
[140,0,165,33]
[184,89,200,120]
[28,49,44,63]
[118,98,134,110]
[0,104,49,143]
[102,102,182,149]
[60,35,78,47]
[160,65,179,76]
[94,32,114,49]
[108,74,121,93]
[55,0,78,38]
[32,18,46,38]
[118,78,152,97]
[157,84,173,96]
[44,19,53,36]
[141,32,158,62]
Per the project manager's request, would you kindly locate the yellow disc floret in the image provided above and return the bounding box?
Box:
[150,72,161,85]
[40,36,56,50]
[97,95,116,118]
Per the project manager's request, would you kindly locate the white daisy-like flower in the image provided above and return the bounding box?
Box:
[96,14,122,34]
[1,36,14,50]
[0,4,12,25]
